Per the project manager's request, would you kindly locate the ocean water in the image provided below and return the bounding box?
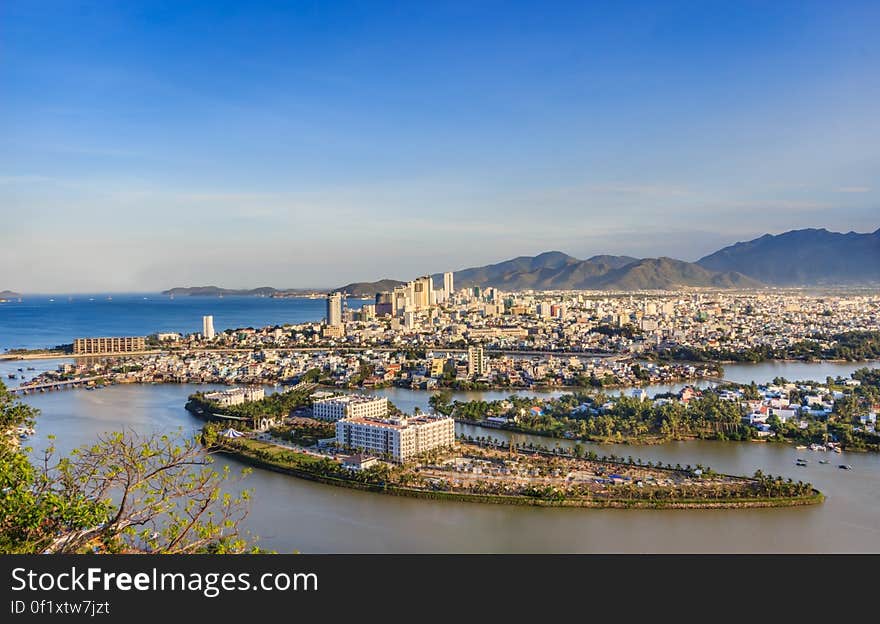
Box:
[0,293,366,351]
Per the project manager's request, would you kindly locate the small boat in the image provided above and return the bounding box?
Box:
[818,459,829,464]
[833,447,842,454]
[838,465,852,470]
[26,367,35,371]
[7,373,15,379]
[795,445,807,450]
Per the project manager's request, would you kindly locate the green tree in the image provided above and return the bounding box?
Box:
[0,381,255,554]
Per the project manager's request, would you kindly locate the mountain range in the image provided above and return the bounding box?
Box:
[696,228,880,285]
[163,227,879,295]
[432,227,878,291]
[424,252,763,292]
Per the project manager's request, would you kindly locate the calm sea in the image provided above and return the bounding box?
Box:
[0,293,367,352]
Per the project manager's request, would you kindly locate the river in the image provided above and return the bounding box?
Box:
[2,359,879,552]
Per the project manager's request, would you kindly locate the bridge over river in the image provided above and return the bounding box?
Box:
[10,376,105,394]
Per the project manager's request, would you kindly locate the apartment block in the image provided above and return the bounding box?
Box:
[335,414,455,462]
[313,394,389,421]
[73,336,146,355]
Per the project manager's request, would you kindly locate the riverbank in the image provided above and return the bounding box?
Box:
[210,436,823,510]
[0,349,164,361]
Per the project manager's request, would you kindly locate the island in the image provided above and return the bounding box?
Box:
[435,368,880,452]
[189,386,823,509]
[161,286,324,297]
[0,290,21,301]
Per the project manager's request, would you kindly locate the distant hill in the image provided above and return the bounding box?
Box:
[335,279,406,297]
[331,251,765,292]
[437,251,582,288]
[588,258,763,290]
[584,254,640,269]
[444,254,761,291]
[697,227,880,285]
[0,290,21,299]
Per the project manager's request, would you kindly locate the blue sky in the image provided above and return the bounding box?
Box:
[1,0,878,292]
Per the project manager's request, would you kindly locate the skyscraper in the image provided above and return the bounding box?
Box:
[374,292,393,317]
[202,315,215,339]
[443,271,454,297]
[326,292,343,327]
[410,275,434,311]
[467,345,486,377]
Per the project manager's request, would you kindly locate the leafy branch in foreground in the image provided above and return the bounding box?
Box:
[0,380,257,554]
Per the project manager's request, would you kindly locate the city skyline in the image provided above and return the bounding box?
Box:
[2,1,879,292]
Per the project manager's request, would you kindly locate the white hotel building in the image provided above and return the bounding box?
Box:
[312,394,389,422]
[203,387,265,406]
[335,414,455,463]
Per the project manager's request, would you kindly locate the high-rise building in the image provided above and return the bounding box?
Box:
[467,345,487,377]
[410,275,433,311]
[443,271,454,297]
[326,292,343,327]
[359,304,376,322]
[392,285,409,316]
[202,315,215,339]
[375,292,394,317]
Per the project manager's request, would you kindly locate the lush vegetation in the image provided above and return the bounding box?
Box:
[187,385,313,421]
[213,433,820,508]
[269,420,336,446]
[0,380,256,554]
[437,367,880,451]
[437,391,754,443]
[651,330,880,363]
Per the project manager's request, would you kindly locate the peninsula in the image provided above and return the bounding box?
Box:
[191,387,822,509]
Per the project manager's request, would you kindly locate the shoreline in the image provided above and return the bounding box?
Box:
[212,441,824,510]
[454,417,874,453]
